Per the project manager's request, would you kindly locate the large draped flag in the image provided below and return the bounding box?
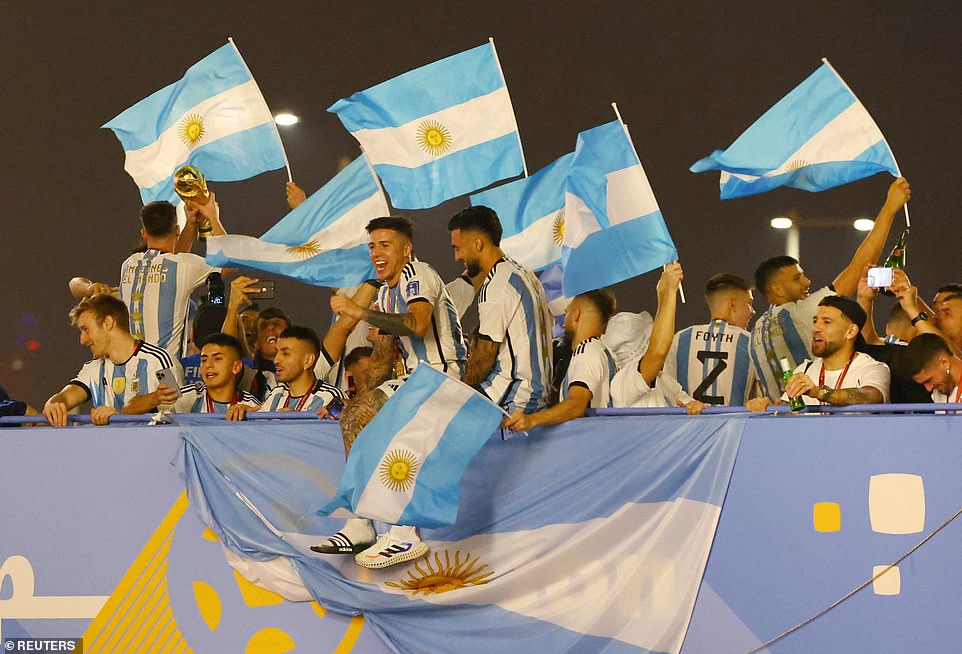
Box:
[103,41,288,204]
[470,152,573,272]
[174,414,744,653]
[328,41,525,209]
[562,120,678,297]
[205,156,385,287]
[690,61,900,199]
[320,365,504,528]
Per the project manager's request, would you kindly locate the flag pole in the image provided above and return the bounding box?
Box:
[229,37,294,183]
[489,37,528,178]
[820,58,909,228]
[611,102,686,303]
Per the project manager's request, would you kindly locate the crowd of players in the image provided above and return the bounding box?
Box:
[5,174,962,568]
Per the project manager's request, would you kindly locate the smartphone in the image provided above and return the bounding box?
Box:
[325,397,345,420]
[155,368,183,398]
[867,267,894,288]
[248,280,275,300]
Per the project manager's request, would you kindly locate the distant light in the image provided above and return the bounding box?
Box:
[11,358,24,371]
[770,217,793,230]
[25,340,41,352]
[853,218,875,232]
[274,113,299,126]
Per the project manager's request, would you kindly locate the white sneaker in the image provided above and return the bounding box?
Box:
[310,518,376,555]
[354,525,428,569]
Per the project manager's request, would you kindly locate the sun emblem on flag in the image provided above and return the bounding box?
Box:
[416,120,453,157]
[378,449,420,492]
[178,113,206,149]
[385,550,494,596]
[784,159,809,172]
[552,211,565,246]
[285,240,321,260]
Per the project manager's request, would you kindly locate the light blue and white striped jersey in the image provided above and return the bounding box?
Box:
[477,256,554,411]
[375,260,466,377]
[169,384,261,413]
[750,286,835,399]
[561,337,617,408]
[119,249,215,359]
[261,379,346,413]
[665,320,756,406]
[69,340,181,411]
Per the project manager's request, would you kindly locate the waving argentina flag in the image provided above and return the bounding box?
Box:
[103,41,288,204]
[329,41,525,209]
[690,60,900,199]
[206,156,385,287]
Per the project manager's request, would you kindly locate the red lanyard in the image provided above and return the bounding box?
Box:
[287,379,317,412]
[817,352,857,404]
[206,390,239,413]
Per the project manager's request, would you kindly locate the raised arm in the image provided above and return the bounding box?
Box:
[856,265,883,345]
[832,177,910,296]
[323,283,380,362]
[638,262,684,385]
[221,276,259,357]
[330,293,433,338]
[69,277,118,299]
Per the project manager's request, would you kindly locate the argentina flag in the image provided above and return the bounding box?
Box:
[563,120,678,297]
[690,61,899,199]
[103,41,288,204]
[470,152,573,272]
[175,412,744,653]
[205,156,385,287]
[320,364,504,528]
[328,41,525,209]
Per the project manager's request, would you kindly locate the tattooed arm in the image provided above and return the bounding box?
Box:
[364,333,399,390]
[330,294,433,338]
[819,386,884,406]
[462,337,499,387]
[340,388,389,457]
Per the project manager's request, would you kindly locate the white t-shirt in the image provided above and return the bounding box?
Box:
[261,379,346,413]
[477,257,554,412]
[931,383,961,408]
[666,320,756,406]
[169,384,261,413]
[561,337,617,408]
[375,260,466,377]
[610,364,693,409]
[781,352,891,405]
[70,340,182,411]
[119,249,216,359]
[751,286,835,401]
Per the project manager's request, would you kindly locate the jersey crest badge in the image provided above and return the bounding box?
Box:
[113,377,127,395]
[405,280,420,298]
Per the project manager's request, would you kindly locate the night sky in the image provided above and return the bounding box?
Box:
[2,2,960,407]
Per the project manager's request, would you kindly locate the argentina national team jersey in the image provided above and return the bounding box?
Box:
[69,340,182,411]
[665,320,756,406]
[477,256,554,411]
[375,260,466,377]
[169,384,261,413]
[262,379,346,413]
[750,286,835,400]
[119,249,216,359]
[561,337,617,408]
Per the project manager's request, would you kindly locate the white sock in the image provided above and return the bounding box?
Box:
[340,518,374,541]
[388,524,418,541]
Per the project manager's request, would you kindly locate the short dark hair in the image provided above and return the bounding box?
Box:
[902,333,952,377]
[578,289,618,324]
[257,307,292,330]
[366,216,414,242]
[200,332,245,360]
[942,293,962,304]
[69,294,130,331]
[887,304,911,326]
[706,273,753,298]
[754,256,798,295]
[344,346,373,369]
[936,283,962,296]
[279,325,321,358]
[140,201,178,237]
[447,205,503,246]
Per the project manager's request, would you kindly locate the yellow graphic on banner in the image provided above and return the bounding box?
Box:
[286,240,322,260]
[179,114,206,149]
[378,449,420,492]
[385,550,493,596]
[552,212,565,246]
[82,491,367,652]
[416,120,453,157]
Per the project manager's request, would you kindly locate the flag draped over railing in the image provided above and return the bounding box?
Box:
[103,41,288,204]
[690,61,900,199]
[328,41,525,209]
[205,156,385,287]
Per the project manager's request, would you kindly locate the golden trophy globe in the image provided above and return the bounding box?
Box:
[173,165,213,239]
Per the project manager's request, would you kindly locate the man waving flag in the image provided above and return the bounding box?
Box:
[690,60,900,199]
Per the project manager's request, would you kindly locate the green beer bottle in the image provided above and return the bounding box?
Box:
[884,228,909,269]
[781,357,806,412]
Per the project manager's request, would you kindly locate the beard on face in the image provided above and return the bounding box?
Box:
[812,338,841,359]
[465,261,482,278]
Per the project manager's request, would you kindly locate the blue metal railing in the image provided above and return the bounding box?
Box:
[3,403,962,427]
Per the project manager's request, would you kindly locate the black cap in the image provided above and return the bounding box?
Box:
[818,295,867,330]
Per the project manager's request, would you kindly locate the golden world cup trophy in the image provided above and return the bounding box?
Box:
[173,165,213,239]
